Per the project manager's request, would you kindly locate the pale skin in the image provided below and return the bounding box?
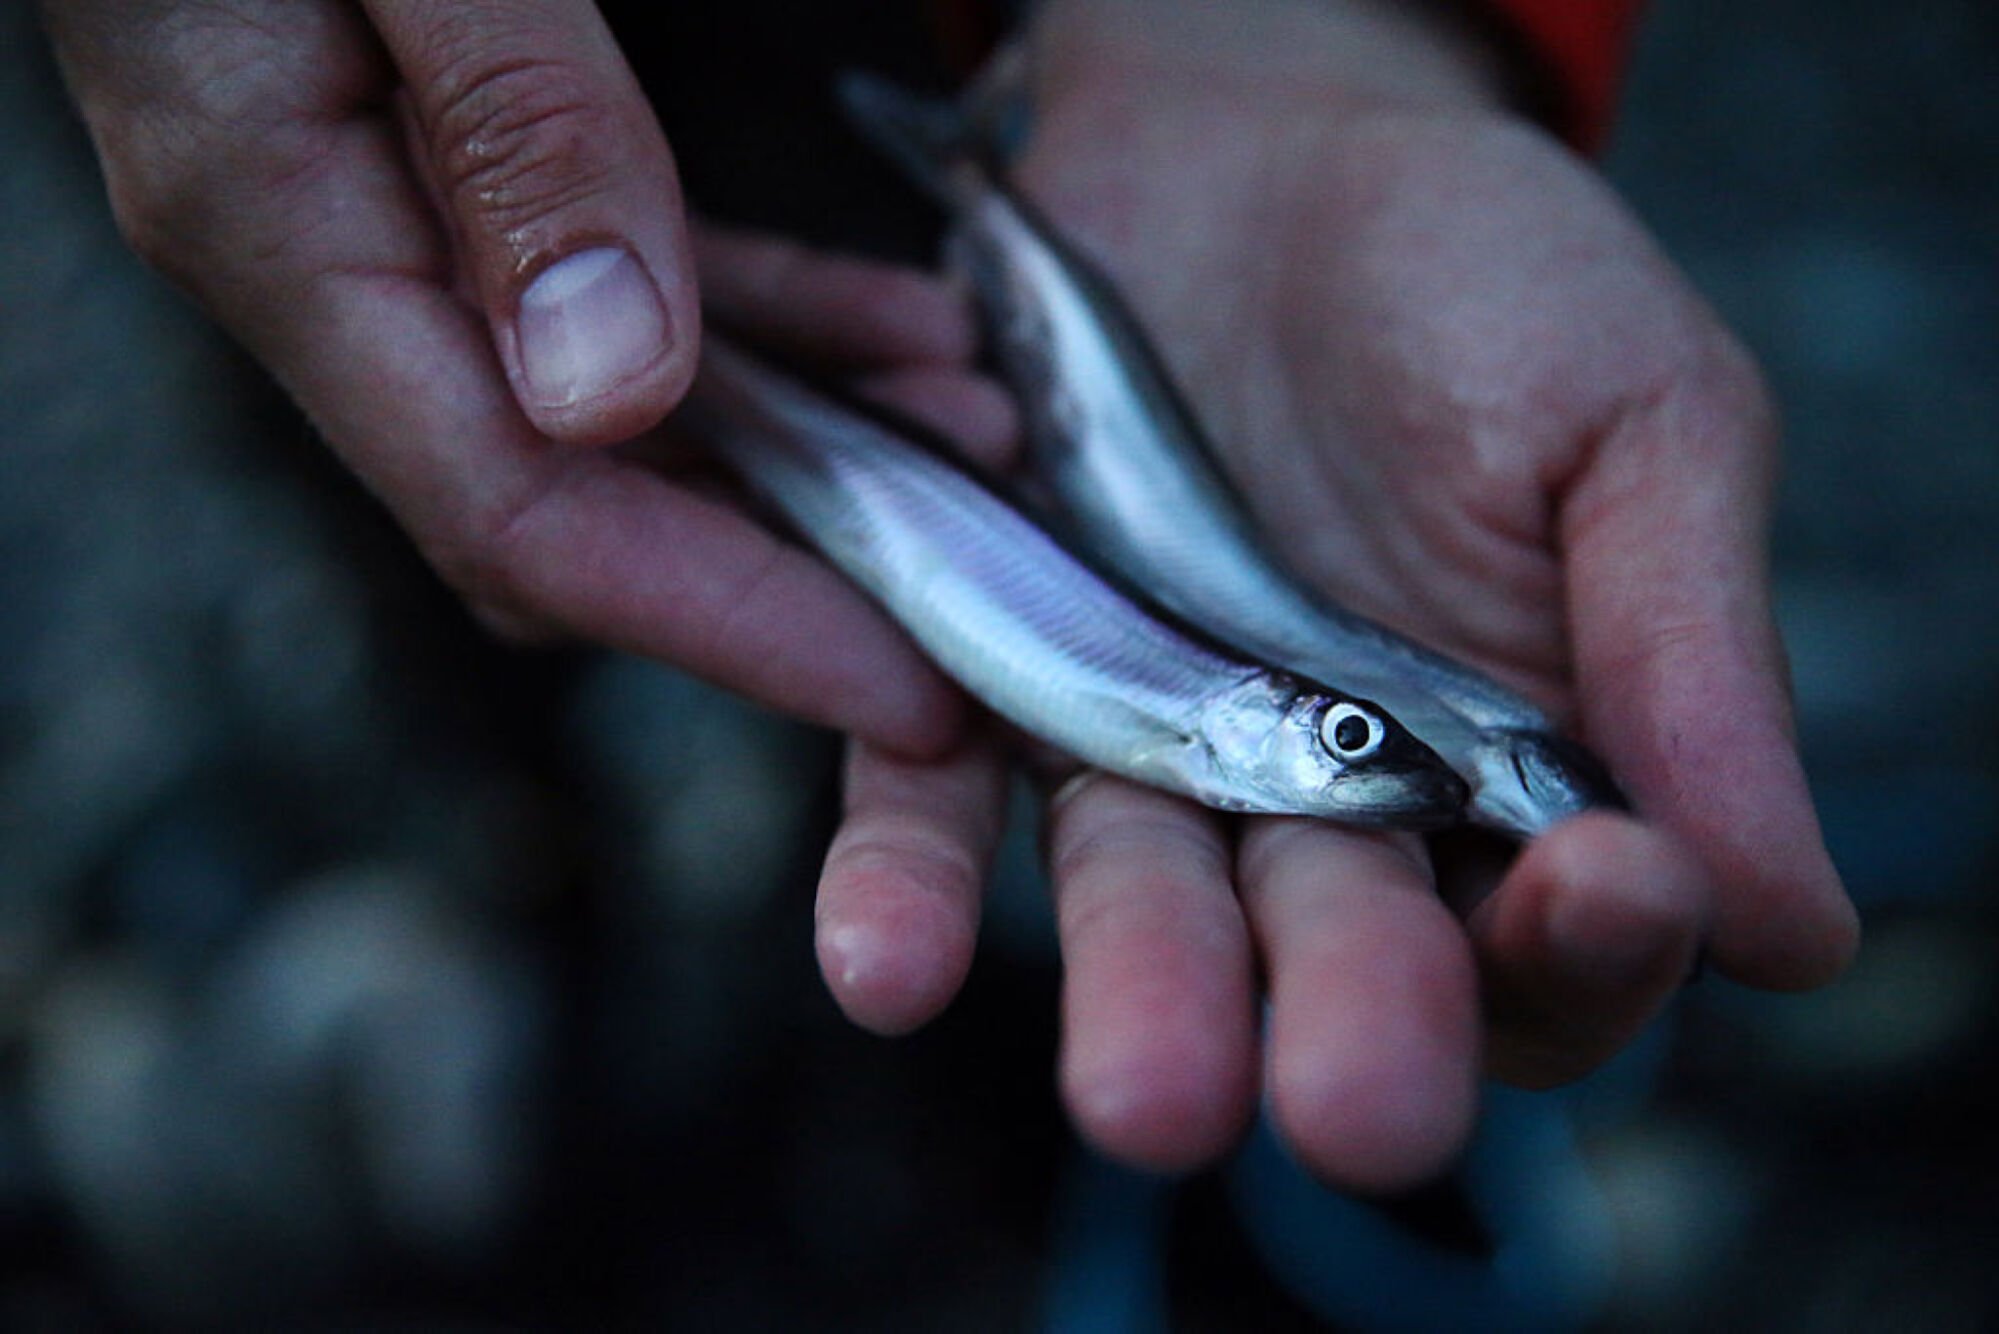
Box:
[45,0,1858,1191]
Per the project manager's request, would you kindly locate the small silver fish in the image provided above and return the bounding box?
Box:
[681,337,1469,829]
[838,73,1623,839]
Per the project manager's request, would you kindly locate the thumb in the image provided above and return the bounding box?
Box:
[1562,343,1859,991]
[368,0,697,444]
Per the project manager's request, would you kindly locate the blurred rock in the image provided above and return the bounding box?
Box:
[25,956,349,1326]
[1589,1119,1764,1330]
[1718,915,1995,1088]
[204,867,545,1261]
[564,655,833,1127]
[568,653,825,926]
[20,869,545,1327]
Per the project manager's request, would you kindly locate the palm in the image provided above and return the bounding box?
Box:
[1021,105,1731,722]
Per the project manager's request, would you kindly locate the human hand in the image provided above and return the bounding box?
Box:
[41,0,987,754]
[811,0,1858,1191]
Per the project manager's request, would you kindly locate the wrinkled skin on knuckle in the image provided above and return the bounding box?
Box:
[94,125,212,282]
[421,54,620,255]
[1684,328,1782,471]
[101,125,348,296]
[49,2,383,291]
[419,485,562,639]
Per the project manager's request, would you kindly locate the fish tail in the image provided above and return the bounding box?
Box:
[836,70,985,205]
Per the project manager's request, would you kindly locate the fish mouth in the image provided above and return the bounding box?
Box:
[1462,731,1626,839]
[1327,765,1470,830]
[1502,730,1627,810]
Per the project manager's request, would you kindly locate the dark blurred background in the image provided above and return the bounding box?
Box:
[3,1,1995,1328]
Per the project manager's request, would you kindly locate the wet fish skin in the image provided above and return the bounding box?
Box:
[838,72,1624,839]
[680,337,1469,829]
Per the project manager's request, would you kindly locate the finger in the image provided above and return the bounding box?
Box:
[854,367,1022,473]
[49,4,962,755]
[691,224,1020,468]
[1046,775,1257,1173]
[816,733,1010,1036]
[367,0,697,443]
[689,224,1022,470]
[1563,352,1859,989]
[1451,813,1710,1087]
[1237,819,1478,1193]
[303,285,962,753]
[692,224,976,371]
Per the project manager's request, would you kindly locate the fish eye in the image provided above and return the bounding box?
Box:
[1319,702,1385,762]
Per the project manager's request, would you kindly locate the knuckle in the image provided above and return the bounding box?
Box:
[735,234,815,299]
[101,162,187,275]
[829,826,981,901]
[97,126,247,287]
[1702,333,1781,439]
[69,24,349,289]
[425,54,620,237]
[425,488,558,636]
[1617,616,1711,679]
[1643,329,1784,494]
[1663,315,1776,416]
[467,599,562,645]
[1643,314,1780,450]
[1051,816,1226,900]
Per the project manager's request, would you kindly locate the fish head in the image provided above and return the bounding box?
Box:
[1260,691,1470,829]
[1465,729,1628,839]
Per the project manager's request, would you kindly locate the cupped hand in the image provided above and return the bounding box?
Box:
[812,0,1857,1191]
[42,0,978,754]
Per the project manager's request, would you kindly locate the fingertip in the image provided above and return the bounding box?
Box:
[1712,857,1860,992]
[857,672,970,763]
[1047,780,1257,1174]
[1799,886,1863,987]
[506,244,698,445]
[1634,730,1859,992]
[1237,820,1479,1192]
[816,904,974,1038]
[1062,1042,1255,1175]
[1261,993,1481,1194]
[1539,820,1708,988]
[691,223,979,369]
[852,266,981,367]
[815,736,1006,1036]
[855,368,1023,474]
[1057,939,1260,1172]
[1267,1043,1477,1194]
[1474,814,1709,1088]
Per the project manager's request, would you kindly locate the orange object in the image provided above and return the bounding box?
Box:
[924,0,1645,154]
[1484,0,1646,151]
